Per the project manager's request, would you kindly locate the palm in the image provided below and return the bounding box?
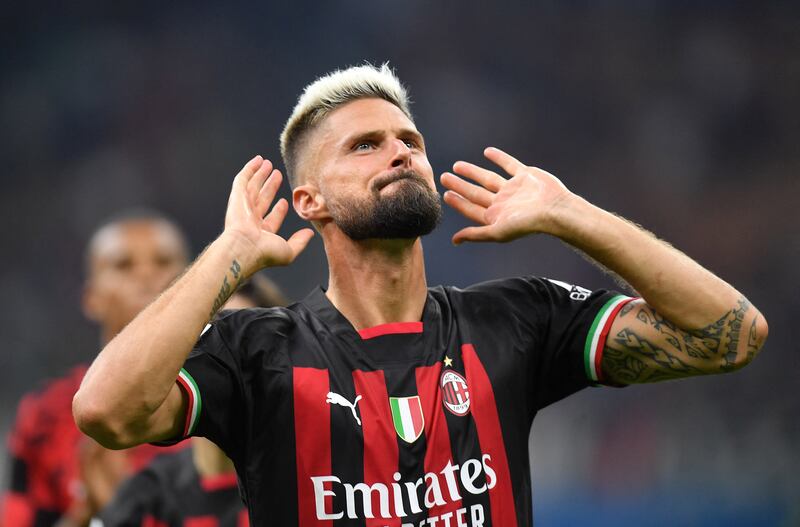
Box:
[440,147,572,244]
[224,156,314,271]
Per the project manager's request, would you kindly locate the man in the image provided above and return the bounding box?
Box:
[73,65,768,527]
[2,211,190,527]
[96,274,287,527]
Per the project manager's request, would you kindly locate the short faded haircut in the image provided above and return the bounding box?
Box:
[279,63,412,187]
[84,208,190,275]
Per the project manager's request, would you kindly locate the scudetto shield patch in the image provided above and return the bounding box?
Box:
[389,396,425,443]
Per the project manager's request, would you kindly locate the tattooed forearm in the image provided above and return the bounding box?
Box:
[723,298,748,370]
[603,296,757,384]
[745,316,760,364]
[208,260,242,318]
[605,328,706,383]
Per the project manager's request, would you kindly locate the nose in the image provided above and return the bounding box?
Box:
[389,139,412,169]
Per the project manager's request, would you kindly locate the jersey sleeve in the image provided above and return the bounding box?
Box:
[96,469,161,527]
[526,277,635,409]
[166,316,248,461]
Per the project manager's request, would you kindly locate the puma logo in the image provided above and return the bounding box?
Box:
[325,392,362,426]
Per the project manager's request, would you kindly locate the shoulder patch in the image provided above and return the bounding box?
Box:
[546,278,592,301]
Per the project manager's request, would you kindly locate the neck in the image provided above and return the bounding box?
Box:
[192,437,235,476]
[324,227,428,331]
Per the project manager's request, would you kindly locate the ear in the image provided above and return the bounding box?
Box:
[293,184,330,222]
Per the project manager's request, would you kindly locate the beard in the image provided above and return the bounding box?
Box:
[327,170,443,240]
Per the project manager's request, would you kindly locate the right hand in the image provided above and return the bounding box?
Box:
[224,155,315,274]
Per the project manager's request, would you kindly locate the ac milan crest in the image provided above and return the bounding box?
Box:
[440,370,470,416]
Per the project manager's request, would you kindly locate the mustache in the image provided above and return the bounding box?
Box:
[372,170,429,192]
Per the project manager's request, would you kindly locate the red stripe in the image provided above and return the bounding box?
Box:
[462,344,518,527]
[594,298,636,383]
[184,517,218,527]
[358,322,423,340]
[2,492,34,527]
[293,367,332,527]
[238,509,250,526]
[142,515,170,527]
[176,375,194,437]
[352,370,400,526]
[416,364,462,517]
[199,472,238,492]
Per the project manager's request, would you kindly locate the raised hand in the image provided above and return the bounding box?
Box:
[440,147,574,245]
[224,155,314,273]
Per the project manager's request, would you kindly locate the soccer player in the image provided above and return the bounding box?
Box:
[73,65,769,527]
[2,211,190,527]
[96,274,287,527]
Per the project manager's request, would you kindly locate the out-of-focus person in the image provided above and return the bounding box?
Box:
[1,211,191,527]
[95,273,287,527]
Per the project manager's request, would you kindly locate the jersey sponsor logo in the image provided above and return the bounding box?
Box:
[309,455,496,523]
[440,370,470,416]
[389,396,425,443]
[325,391,362,426]
[546,278,592,301]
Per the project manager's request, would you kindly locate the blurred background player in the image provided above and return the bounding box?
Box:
[95,273,287,527]
[1,211,191,527]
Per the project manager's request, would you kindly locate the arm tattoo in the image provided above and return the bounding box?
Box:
[208,260,242,318]
[745,316,760,364]
[603,296,752,383]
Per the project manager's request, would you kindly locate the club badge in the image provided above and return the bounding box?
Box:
[440,370,470,416]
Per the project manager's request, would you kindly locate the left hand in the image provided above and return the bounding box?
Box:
[440,147,574,245]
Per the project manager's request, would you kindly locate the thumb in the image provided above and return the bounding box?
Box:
[287,228,315,260]
[452,225,496,245]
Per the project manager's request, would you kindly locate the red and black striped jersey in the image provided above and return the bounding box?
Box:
[172,276,633,527]
[1,365,186,527]
[97,448,248,527]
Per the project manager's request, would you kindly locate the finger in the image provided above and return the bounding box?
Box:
[452,161,506,193]
[233,155,265,191]
[484,147,527,177]
[247,159,274,201]
[443,190,487,225]
[440,172,494,208]
[261,198,289,233]
[452,225,497,246]
[286,228,316,260]
[255,170,283,218]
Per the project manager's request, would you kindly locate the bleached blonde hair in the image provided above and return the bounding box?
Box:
[279,63,412,186]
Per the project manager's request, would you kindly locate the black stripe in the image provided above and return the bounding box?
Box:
[10,455,28,493]
[248,368,298,526]
[441,348,494,527]
[331,369,365,527]
[384,366,428,526]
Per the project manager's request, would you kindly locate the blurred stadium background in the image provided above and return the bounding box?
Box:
[1,2,798,526]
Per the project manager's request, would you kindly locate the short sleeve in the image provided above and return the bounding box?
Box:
[169,318,247,461]
[528,277,635,409]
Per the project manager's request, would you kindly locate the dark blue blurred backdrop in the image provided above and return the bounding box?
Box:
[1,2,797,526]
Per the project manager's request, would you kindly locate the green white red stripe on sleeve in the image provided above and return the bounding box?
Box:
[583,295,637,384]
[176,368,201,437]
